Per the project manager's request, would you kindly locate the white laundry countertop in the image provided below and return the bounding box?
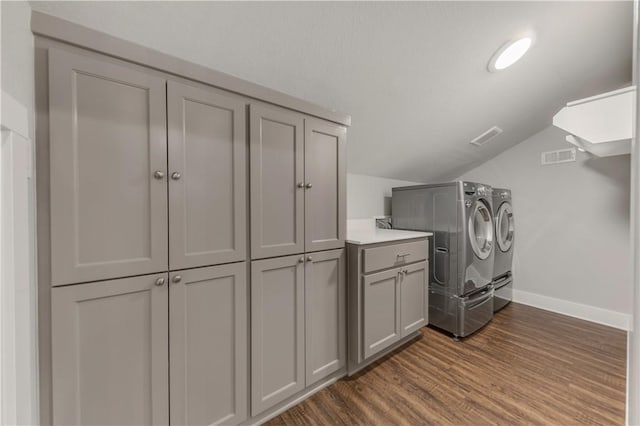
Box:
[346,218,432,245]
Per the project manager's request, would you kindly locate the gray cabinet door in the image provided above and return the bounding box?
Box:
[51,274,169,425]
[48,48,168,286]
[362,268,401,359]
[169,263,247,426]
[304,119,346,252]
[251,255,305,415]
[250,104,304,259]
[168,81,247,270]
[400,261,428,336]
[305,249,346,385]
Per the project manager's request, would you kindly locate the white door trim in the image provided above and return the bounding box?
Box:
[628,2,639,424]
[1,90,38,425]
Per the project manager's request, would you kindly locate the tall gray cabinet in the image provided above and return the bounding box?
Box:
[249,103,347,416]
[37,19,348,426]
[45,48,250,426]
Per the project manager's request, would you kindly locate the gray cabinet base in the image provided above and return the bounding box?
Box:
[347,330,422,377]
[241,368,346,426]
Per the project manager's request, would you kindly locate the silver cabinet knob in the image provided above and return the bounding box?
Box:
[172,275,182,283]
[153,171,165,180]
[306,256,313,262]
[299,257,305,263]
[297,182,305,188]
[155,277,165,286]
[305,183,313,189]
[171,172,181,180]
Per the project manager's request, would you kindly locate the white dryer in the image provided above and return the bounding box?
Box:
[492,188,514,312]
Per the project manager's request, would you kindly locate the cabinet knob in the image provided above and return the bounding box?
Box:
[297,182,305,188]
[171,172,181,180]
[172,275,182,283]
[306,256,313,262]
[153,170,165,180]
[299,257,305,263]
[154,277,166,286]
[305,183,313,189]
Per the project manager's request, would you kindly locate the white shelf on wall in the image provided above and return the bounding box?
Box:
[553,86,634,157]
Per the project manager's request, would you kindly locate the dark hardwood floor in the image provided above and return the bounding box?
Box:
[266,303,627,425]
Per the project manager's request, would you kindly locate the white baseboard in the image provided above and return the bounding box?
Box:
[513,289,631,331]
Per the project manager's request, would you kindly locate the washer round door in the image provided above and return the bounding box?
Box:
[496,202,514,252]
[468,200,494,260]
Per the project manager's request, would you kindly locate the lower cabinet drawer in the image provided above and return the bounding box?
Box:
[362,239,428,274]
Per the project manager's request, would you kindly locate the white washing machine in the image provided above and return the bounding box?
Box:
[492,188,514,312]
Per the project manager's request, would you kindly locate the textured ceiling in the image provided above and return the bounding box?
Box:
[30,1,633,182]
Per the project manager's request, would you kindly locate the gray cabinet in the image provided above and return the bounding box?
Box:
[400,261,428,336]
[250,255,305,415]
[362,267,402,359]
[304,119,347,252]
[51,263,249,426]
[51,274,169,425]
[250,105,305,259]
[168,81,247,270]
[348,238,429,373]
[250,105,347,259]
[169,263,247,426]
[251,250,346,415]
[305,249,346,386]
[48,48,168,286]
[49,49,250,285]
[41,40,347,426]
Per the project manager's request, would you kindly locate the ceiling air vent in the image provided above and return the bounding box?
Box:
[541,148,576,165]
[470,126,503,147]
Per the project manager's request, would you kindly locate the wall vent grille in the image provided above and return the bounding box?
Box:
[470,126,503,146]
[541,148,576,165]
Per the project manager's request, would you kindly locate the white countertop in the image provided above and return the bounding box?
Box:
[346,218,432,245]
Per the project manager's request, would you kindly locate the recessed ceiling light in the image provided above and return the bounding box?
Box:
[488,36,533,72]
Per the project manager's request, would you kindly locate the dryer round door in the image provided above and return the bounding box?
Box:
[468,199,494,260]
[496,202,514,252]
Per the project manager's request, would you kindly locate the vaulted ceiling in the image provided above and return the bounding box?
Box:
[30,1,633,182]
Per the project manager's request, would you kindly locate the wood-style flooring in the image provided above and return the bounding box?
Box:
[266,302,626,425]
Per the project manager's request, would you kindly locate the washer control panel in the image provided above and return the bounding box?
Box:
[476,185,490,197]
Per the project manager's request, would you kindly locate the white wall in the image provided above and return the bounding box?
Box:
[459,125,632,328]
[2,0,34,138]
[347,173,423,219]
